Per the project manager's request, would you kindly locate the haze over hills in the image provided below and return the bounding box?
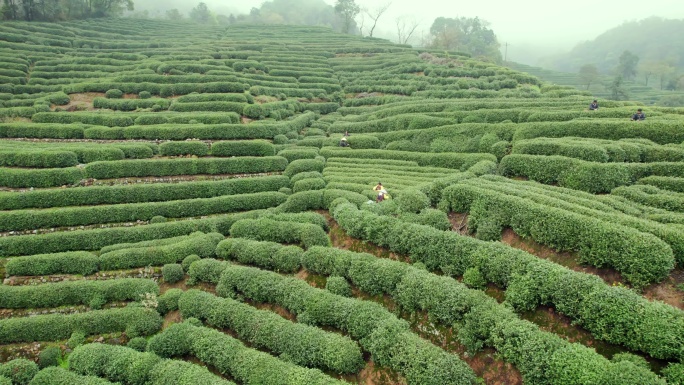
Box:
[540,17,684,73]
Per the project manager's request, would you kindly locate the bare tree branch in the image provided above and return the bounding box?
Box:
[366,1,391,38]
[396,15,420,45]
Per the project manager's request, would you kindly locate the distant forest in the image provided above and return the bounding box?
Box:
[542,17,684,74]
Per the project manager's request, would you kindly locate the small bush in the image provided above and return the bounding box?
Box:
[395,189,430,214]
[162,264,184,284]
[326,276,352,297]
[105,89,123,99]
[157,288,183,315]
[38,347,61,369]
[67,330,86,349]
[127,337,148,352]
[150,216,166,224]
[0,359,38,385]
[182,254,201,272]
[462,268,487,290]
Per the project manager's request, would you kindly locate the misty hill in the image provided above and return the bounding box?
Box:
[507,61,684,106]
[541,17,684,73]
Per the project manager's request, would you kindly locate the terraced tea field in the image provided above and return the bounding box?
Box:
[1,18,684,385]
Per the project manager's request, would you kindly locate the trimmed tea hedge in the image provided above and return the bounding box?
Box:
[331,201,684,362]
[84,156,288,179]
[0,307,162,343]
[148,322,347,385]
[0,191,287,232]
[5,251,99,276]
[0,167,84,188]
[178,289,364,374]
[0,175,290,210]
[0,278,159,309]
[229,218,329,248]
[69,344,236,385]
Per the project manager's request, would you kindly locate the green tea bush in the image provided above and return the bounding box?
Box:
[29,367,116,385]
[331,202,684,362]
[0,191,286,232]
[0,167,84,188]
[178,289,364,374]
[147,322,344,385]
[162,264,184,284]
[283,158,325,177]
[210,263,476,385]
[182,254,201,272]
[84,156,288,179]
[395,189,430,213]
[0,359,38,385]
[216,238,303,273]
[211,140,275,157]
[442,181,674,286]
[127,337,148,352]
[0,175,289,210]
[98,233,222,271]
[37,347,61,369]
[277,148,319,162]
[293,177,326,193]
[326,276,352,297]
[159,141,209,156]
[230,218,329,249]
[0,150,78,168]
[157,288,183,315]
[105,89,123,98]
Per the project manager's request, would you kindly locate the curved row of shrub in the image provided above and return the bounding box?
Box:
[69,343,236,385]
[275,189,368,212]
[512,137,684,163]
[0,175,289,210]
[0,307,161,344]
[97,232,222,271]
[188,260,477,385]
[93,97,171,111]
[320,148,495,170]
[0,278,158,309]
[148,322,348,385]
[179,289,364,374]
[0,210,263,257]
[441,181,674,286]
[0,191,287,232]
[612,184,684,213]
[330,201,684,361]
[462,175,684,266]
[30,367,116,385]
[300,246,664,385]
[500,154,684,193]
[638,176,684,193]
[512,120,684,145]
[216,238,303,273]
[83,156,287,179]
[82,112,316,140]
[229,218,329,249]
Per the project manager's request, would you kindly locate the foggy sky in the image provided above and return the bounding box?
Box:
[141,0,684,64]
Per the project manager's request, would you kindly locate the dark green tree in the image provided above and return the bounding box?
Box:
[334,0,359,34]
[428,16,501,62]
[165,8,182,20]
[190,1,210,23]
[606,75,629,100]
[578,64,599,89]
[617,50,639,80]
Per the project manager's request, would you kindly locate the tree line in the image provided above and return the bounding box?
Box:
[1,0,133,21]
